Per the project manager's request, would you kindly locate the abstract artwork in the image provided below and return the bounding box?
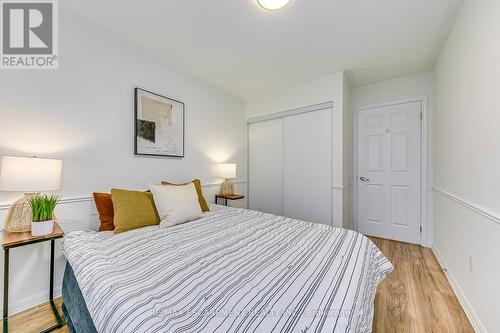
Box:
[134,88,185,157]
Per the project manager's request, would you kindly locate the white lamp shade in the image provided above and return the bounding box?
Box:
[0,156,62,192]
[218,163,236,179]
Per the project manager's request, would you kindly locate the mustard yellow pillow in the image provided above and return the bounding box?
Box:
[161,179,209,212]
[111,189,160,233]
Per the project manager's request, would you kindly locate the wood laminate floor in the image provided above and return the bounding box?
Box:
[370,237,474,333]
[7,237,474,333]
[7,297,68,333]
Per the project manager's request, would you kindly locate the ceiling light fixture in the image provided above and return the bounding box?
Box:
[257,0,291,10]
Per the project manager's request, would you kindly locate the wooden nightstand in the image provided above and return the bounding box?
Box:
[2,222,64,333]
[215,194,245,206]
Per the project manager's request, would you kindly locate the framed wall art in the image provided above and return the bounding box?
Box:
[134,88,185,157]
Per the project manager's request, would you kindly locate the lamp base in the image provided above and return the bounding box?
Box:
[219,179,235,195]
[3,193,36,233]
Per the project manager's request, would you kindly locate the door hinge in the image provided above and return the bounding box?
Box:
[420,226,422,233]
[420,112,423,120]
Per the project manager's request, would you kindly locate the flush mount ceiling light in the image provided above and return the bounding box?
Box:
[257,0,291,10]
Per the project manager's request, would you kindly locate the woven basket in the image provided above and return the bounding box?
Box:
[4,196,32,233]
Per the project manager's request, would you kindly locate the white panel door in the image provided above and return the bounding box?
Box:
[283,109,332,226]
[248,118,284,215]
[357,101,421,244]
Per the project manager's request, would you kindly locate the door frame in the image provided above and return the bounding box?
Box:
[352,97,430,247]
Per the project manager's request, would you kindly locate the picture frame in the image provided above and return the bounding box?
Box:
[134,88,185,158]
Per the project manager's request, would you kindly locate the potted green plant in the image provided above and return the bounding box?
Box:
[28,194,60,236]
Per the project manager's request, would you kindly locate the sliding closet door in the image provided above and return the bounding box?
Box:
[248,118,284,215]
[283,110,332,225]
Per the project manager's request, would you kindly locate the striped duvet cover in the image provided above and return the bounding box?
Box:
[63,204,393,333]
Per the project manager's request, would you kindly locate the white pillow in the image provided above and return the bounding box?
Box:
[149,183,203,227]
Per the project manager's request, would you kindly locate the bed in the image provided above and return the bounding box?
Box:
[62,204,393,333]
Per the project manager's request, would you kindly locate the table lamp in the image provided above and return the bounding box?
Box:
[218,163,236,195]
[0,156,62,232]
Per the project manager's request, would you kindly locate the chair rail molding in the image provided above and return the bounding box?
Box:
[0,196,94,211]
[432,186,500,225]
[202,179,246,188]
[0,180,248,211]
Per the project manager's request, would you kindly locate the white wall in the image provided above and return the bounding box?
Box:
[245,72,350,227]
[350,71,434,244]
[0,9,246,314]
[245,73,344,119]
[433,1,500,332]
[342,75,352,229]
[351,71,434,111]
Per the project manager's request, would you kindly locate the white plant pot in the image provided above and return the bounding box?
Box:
[31,219,54,237]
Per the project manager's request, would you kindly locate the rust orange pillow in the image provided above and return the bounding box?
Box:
[93,193,115,231]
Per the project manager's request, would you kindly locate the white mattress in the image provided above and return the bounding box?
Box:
[63,204,393,332]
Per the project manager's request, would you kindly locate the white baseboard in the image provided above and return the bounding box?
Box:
[432,246,487,333]
[8,286,62,316]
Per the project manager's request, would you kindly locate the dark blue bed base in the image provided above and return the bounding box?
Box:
[62,263,97,333]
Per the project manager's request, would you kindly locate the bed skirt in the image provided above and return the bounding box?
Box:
[62,262,97,333]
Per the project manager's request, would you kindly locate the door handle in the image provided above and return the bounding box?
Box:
[360,176,371,182]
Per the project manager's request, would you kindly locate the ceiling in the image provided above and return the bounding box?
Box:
[62,0,463,99]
